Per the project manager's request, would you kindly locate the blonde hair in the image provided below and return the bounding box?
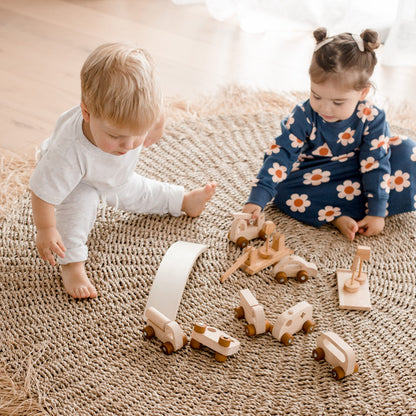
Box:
[309,27,380,91]
[80,42,162,133]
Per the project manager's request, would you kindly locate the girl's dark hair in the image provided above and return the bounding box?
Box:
[309,27,380,90]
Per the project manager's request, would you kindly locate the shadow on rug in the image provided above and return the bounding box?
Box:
[1,91,416,415]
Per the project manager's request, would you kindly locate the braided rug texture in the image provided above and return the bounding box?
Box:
[0,113,415,416]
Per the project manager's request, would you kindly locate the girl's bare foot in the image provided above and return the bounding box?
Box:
[61,261,97,299]
[331,216,359,241]
[182,182,217,217]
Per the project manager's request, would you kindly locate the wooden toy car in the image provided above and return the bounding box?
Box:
[235,289,272,336]
[271,301,315,345]
[228,212,268,248]
[190,322,240,362]
[312,331,359,380]
[273,254,318,284]
[143,307,188,355]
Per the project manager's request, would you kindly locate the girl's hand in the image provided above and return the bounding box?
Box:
[36,227,66,266]
[356,215,385,236]
[242,203,262,220]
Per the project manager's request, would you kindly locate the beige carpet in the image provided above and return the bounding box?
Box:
[1,89,415,415]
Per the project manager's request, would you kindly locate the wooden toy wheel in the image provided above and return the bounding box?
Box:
[182,335,189,347]
[143,325,155,339]
[312,347,325,361]
[245,324,256,337]
[302,320,315,334]
[265,320,273,333]
[161,342,174,355]
[235,306,245,319]
[190,338,202,349]
[193,322,206,334]
[215,352,227,362]
[332,366,345,380]
[236,237,249,249]
[280,332,293,346]
[296,270,309,283]
[354,363,359,373]
[276,272,287,284]
[218,335,231,347]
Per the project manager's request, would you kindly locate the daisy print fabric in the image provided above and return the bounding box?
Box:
[247,99,416,227]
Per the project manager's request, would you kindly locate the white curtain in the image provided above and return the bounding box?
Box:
[172,0,416,65]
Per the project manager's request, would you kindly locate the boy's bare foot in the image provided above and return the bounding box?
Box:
[61,261,97,299]
[182,182,217,217]
[331,216,359,241]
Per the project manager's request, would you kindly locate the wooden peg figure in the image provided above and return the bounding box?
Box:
[258,221,276,259]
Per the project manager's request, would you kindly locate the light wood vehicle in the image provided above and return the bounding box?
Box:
[228,212,268,248]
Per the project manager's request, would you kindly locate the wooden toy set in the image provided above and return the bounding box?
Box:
[141,212,370,379]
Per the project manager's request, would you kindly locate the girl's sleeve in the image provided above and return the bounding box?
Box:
[359,108,391,217]
[247,103,312,209]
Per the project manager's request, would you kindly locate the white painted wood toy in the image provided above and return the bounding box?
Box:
[221,222,293,283]
[190,323,240,362]
[144,241,207,320]
[312,331,359,380]
[271,301,315,345]
[273,254,317,284]
[235,289,272,336]
[228,212,268,248]
[143,307,188,355]
[336,245,372,311]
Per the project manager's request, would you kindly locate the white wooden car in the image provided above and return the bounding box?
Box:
[235,289,272,336]
[273,254,317,284]
[228,212,268,248]
[143,307,188,354]
[190,322,240,362]
[312,331,359,380]
[271,301,315,345]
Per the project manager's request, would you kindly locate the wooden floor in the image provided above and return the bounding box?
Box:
[1,0,415,157]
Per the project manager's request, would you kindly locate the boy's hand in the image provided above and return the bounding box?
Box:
[356,215,385,237]
[242,203,262,220]
[36,227,66,266]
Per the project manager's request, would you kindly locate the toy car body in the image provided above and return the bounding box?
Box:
[235,289,272,336]
[271,301,315,345]
[273,254,317,283]
[312,331,359,380]
[143,306,188,354]
[190,322,240,362]
[229,212,267,248]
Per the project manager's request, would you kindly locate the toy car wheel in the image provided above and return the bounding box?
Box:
[312,347,325,361]
[265,319,273,333]
[236,237,249,249]
[281,332,293,346]
[218,335,231,347]
[235,306,245,319]
[215,352,227,362]
[332,366,345,380]
[193,322,206,334]
[354,363,359,373]
[296,270,309,283]
[302,320,315,333]
[245,324,256,337]
[190,338,202,349]
[182,335,189,347]
[143,325,155,339]
[276,271,288,284]
[161,342,174,355]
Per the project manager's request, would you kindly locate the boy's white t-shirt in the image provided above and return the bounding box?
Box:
[29,106,145,206]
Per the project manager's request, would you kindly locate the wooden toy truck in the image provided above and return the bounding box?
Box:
[273,254,318,284]
[271,301,315,345]
[143,307,188,355]
[235,289,272,336]
[312,331,359,380]
[228,212,268,248]
[190,323,240,362]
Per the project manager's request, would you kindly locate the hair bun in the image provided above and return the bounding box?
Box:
[361,29,380,51]
[313,27,327,43]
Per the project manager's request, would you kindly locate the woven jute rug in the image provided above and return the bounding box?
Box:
[0,89,415,415]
